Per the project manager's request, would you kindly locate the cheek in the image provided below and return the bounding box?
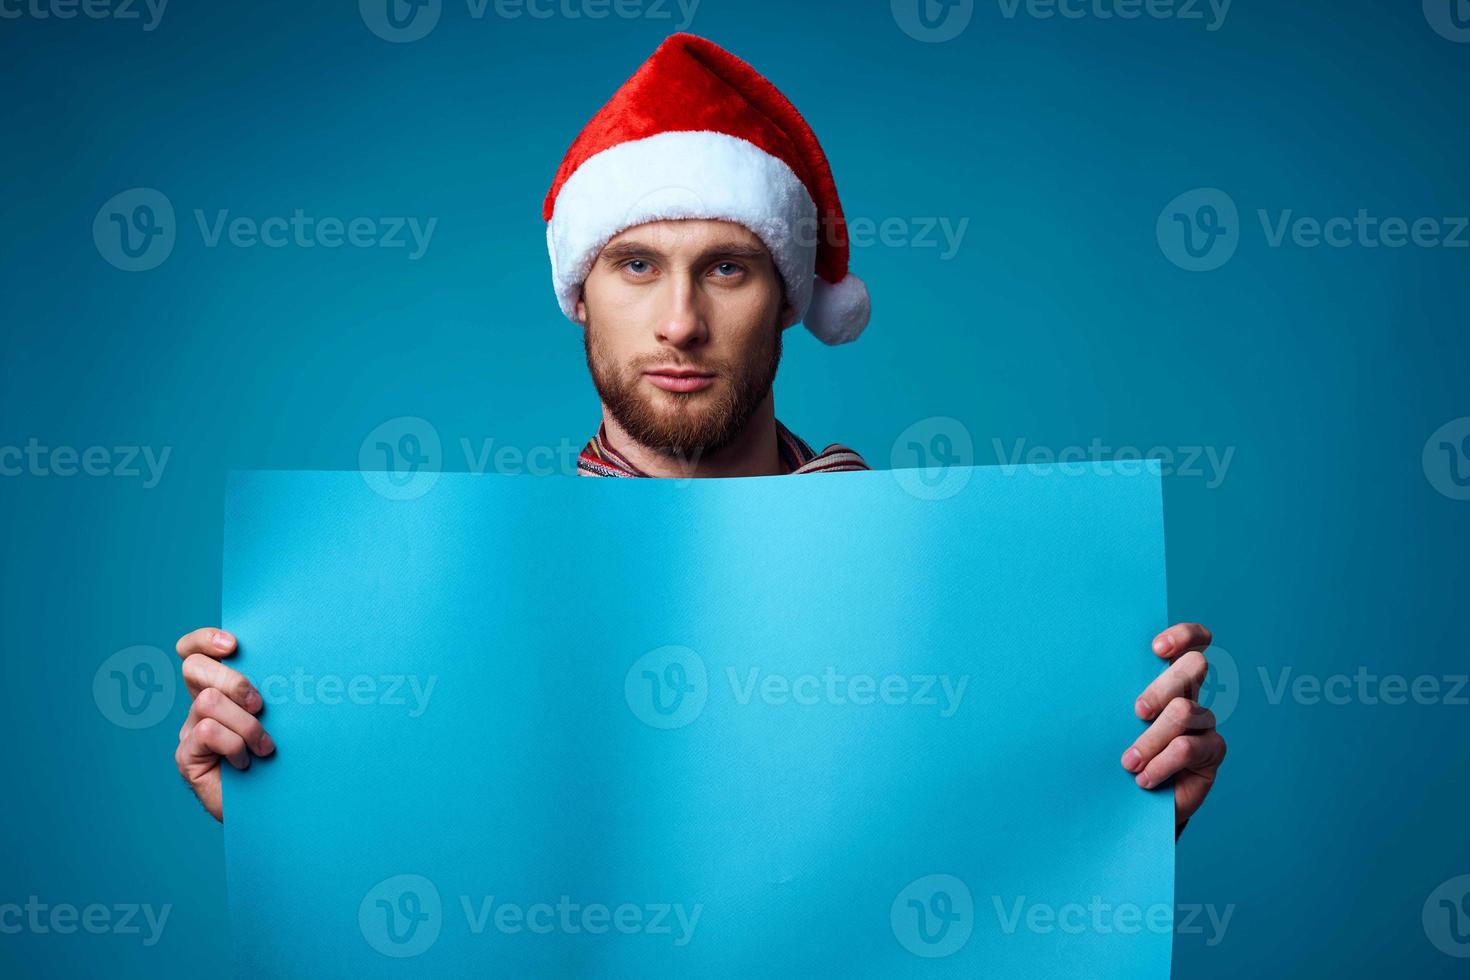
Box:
[711,290,780,348]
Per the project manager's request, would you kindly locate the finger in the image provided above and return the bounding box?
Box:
[180,718,249,772]
[1134,650,1209,720]
[178,687,275,756]
[1136,732,1226,789]
[1151,622,1212,660]
[1122,696,1216,772]
[1174,770,1218,828]
[176,627,237,660]
[173,741,223,821]
[181,654,261,712]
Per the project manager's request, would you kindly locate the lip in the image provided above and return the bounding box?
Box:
[644,368,716,393]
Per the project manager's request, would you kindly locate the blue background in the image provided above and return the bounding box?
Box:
[1,1,1467,977]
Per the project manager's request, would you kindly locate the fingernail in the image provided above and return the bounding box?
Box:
[245,689,262,712]
[260,733,275,755]
[1135,698,1152,719]
[1123,748,1142,771]
[212,630,234,651]
[1136,772,1153,789]
[1153,637,1172,655]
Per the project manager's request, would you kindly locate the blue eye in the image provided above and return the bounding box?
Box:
[713,262,743,277]
[625,259,650,274]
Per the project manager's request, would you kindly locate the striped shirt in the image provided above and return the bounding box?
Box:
[577,419,870,477]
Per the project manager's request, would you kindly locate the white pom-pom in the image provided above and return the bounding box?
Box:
[803,272,871,345]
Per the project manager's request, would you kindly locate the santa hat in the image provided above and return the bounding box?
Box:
[542,33,871,346]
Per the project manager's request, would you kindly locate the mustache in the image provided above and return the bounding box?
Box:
[631,355,724,374]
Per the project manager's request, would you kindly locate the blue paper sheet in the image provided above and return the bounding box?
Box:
[222,464,1173,978]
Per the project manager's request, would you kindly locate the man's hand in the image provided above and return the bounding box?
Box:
[173,627,274,821]
[1121,623,1226,839]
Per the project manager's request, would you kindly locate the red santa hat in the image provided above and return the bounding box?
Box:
[542,33,871,346]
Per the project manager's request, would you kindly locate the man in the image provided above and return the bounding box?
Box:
[174,33,1225,838]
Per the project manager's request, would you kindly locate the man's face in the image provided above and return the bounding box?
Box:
[577,219,797,460]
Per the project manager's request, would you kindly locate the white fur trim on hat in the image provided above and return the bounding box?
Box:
[546,130,818,332]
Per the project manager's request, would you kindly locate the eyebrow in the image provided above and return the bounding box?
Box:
[598,239,770,266]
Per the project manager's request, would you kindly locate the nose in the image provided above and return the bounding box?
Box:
[654,274,708,348]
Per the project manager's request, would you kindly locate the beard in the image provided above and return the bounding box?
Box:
[583,312,783,462]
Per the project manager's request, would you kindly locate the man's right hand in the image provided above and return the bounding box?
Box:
[173,628,275,821]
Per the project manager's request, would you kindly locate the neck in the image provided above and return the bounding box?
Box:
[600,393,784,479]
